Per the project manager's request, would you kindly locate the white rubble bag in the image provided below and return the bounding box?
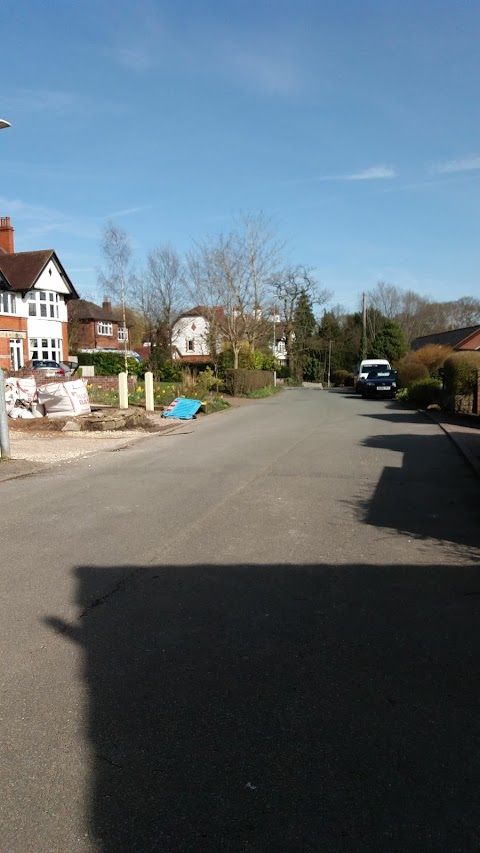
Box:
[37,378,91,418]
[5,378,18,414]
[16,376,37,404]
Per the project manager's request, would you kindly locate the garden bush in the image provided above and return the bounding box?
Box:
[224,369,274,396]
[396,361,429,388]
[443,352,480,396]
[404,378,442,407]
[331,369,350,387]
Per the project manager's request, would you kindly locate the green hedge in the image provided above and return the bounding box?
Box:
[225,369,274,396]
[77,352,144,376]
[443,352,480,396]
[404,378,443,407]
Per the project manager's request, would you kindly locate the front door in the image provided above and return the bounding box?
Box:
[10,338,24,371]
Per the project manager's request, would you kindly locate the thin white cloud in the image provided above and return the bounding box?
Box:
[104,206,152,219]
[283,165,397,186]
[109,11,308,98]
[430,155,480,175]
[346,165,396,181]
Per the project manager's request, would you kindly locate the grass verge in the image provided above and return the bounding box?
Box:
[243,386,284,399]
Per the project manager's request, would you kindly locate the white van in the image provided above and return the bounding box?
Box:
[354,358,391,393]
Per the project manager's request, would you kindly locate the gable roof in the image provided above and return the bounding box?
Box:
[68,299,118,322]
[0,250,78,298]
[411,325,480,351]
[175,306,227,324]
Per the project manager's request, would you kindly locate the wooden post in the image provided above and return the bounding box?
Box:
[118,372,128,410]
[145,371,154,412]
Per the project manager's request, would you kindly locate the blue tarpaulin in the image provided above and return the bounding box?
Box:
[162,397,202,419]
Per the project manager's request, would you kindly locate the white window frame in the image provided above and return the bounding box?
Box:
[97,321,113,336]
[0,291,16,314]
[29,338,63,362]
[27,290,60,319]
[186,338,195,352]
[118,325,128,342]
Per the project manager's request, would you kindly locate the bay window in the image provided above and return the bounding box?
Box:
[29,338,62,361]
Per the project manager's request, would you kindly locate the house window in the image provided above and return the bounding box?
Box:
[29,338,62,361]
[276,341,286,353]
[186,338,195,352]
[0,291,16,314]
[118,325,128,343]
[28,290,60,318]
[97,321,113,336]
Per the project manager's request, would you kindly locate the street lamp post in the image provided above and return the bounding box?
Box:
[0,118,12,459]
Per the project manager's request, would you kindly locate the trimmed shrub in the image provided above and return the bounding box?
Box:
[404,378,442,407]
[77,351,143,376]
[396,361,429,388]
[332,369,350,387]
[443,352,480,396]
[225,369,274,396]
[409,344,453,376]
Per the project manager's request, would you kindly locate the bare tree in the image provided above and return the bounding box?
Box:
[443,296,480,329]
[133,245,187,356]
[270,266,330,375]
[237,212,283,350]
[367,281,403,319]
[98,223,135,372]
[187,213,283,369]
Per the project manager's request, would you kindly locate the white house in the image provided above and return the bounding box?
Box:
[171,306,224,365]
[171,304,288,366]
[0,217,78,371]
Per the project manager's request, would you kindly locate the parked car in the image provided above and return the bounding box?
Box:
[354,358,391,393]
[362,368,398,399]
[28,359,73,378]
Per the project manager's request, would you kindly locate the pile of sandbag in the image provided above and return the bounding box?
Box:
[5,376,91,419]
[5,376,40,419]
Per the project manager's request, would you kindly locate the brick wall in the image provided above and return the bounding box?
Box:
[87,375,137,391]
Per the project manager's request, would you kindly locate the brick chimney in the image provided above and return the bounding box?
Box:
[102,297,112,313]
[0,217,14,254]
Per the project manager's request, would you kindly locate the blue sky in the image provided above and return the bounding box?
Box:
[1,0,479,310]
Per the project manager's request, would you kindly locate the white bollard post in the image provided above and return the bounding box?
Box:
[0,368,11,460]
[144,371,154,412]
[118,372,129,410]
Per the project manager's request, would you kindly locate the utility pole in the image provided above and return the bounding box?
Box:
[0,369,11,459]
[361,291,368,359]
[0,121,11,458]
[272,308,277,387]
[327,339,332,388]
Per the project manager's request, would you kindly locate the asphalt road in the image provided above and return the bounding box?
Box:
[1,388,480,852]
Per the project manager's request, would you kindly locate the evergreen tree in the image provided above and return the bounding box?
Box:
[293,292,322,381]
[372,318,408,363]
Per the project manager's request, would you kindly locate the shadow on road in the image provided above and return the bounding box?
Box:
[46,558,480,852]
[356,431,480,550]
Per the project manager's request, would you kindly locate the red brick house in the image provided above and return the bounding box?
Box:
[0,217,78,370]
[68,298,129,352]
